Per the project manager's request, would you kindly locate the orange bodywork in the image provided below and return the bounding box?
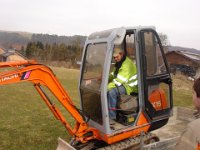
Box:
[148,89,168,111]
[102,112,150,144]
[197,142,200,150]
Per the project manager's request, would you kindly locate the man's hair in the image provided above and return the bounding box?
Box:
[193,77,200,97]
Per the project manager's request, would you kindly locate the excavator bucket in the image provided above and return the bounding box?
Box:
[56,137,76,150]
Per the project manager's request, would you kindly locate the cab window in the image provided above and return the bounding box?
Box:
[80,43,107,124]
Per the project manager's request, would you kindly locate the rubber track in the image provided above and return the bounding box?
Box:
[97,133,159,150]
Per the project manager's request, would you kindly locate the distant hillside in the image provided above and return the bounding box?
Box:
[0,31,30,49]
[0,30,86,50]
[31,34,86,46]
[0,30,199,55]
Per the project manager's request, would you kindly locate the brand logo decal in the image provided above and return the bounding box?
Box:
[0,74,18,82]
[21,71,31,80]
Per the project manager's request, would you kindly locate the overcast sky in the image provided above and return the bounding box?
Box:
[0,0,200,50]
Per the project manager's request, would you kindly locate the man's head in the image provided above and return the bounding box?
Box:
[113,47,125,62]
[193,77,200,110]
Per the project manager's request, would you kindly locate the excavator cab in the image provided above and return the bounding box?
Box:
[79,27,172,138]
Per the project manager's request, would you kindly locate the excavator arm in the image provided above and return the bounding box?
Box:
[0,60,99,143]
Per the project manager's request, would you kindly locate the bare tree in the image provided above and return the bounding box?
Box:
[159,33,170,46]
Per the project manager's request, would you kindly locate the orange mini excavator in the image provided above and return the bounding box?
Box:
[0,27,173,149]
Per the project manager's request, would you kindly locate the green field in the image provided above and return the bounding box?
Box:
[0,67,80,150]
[0,67,194,150]
[172,73,194,108]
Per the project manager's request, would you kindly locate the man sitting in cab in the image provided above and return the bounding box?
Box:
[107,47,138,120]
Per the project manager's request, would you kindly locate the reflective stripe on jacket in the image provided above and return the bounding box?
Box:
[108,57,137,94]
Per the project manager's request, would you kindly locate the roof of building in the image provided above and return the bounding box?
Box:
[0,48,26,60]
[166,50,200,62]
[0,51,15,57]
[0,47,6,54]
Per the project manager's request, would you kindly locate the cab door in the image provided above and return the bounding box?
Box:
[80,43,107,125]
[139,29,173,125]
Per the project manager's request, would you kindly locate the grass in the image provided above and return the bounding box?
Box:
[0,67,195,150]
[0,67,80,150]
[172,73,194,108]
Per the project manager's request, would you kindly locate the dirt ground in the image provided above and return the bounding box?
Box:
[152,107,195,140]
[142,107,196,149]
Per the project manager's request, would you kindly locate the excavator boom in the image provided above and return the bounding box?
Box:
[0,60,99,143]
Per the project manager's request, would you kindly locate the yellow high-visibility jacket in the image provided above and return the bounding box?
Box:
[108,57,137,95]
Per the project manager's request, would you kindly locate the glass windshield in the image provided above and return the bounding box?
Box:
[80,43,107,124]
[82,43,106,89]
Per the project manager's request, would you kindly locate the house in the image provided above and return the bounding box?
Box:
[165,51,200,77]
[0,48,25,62]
